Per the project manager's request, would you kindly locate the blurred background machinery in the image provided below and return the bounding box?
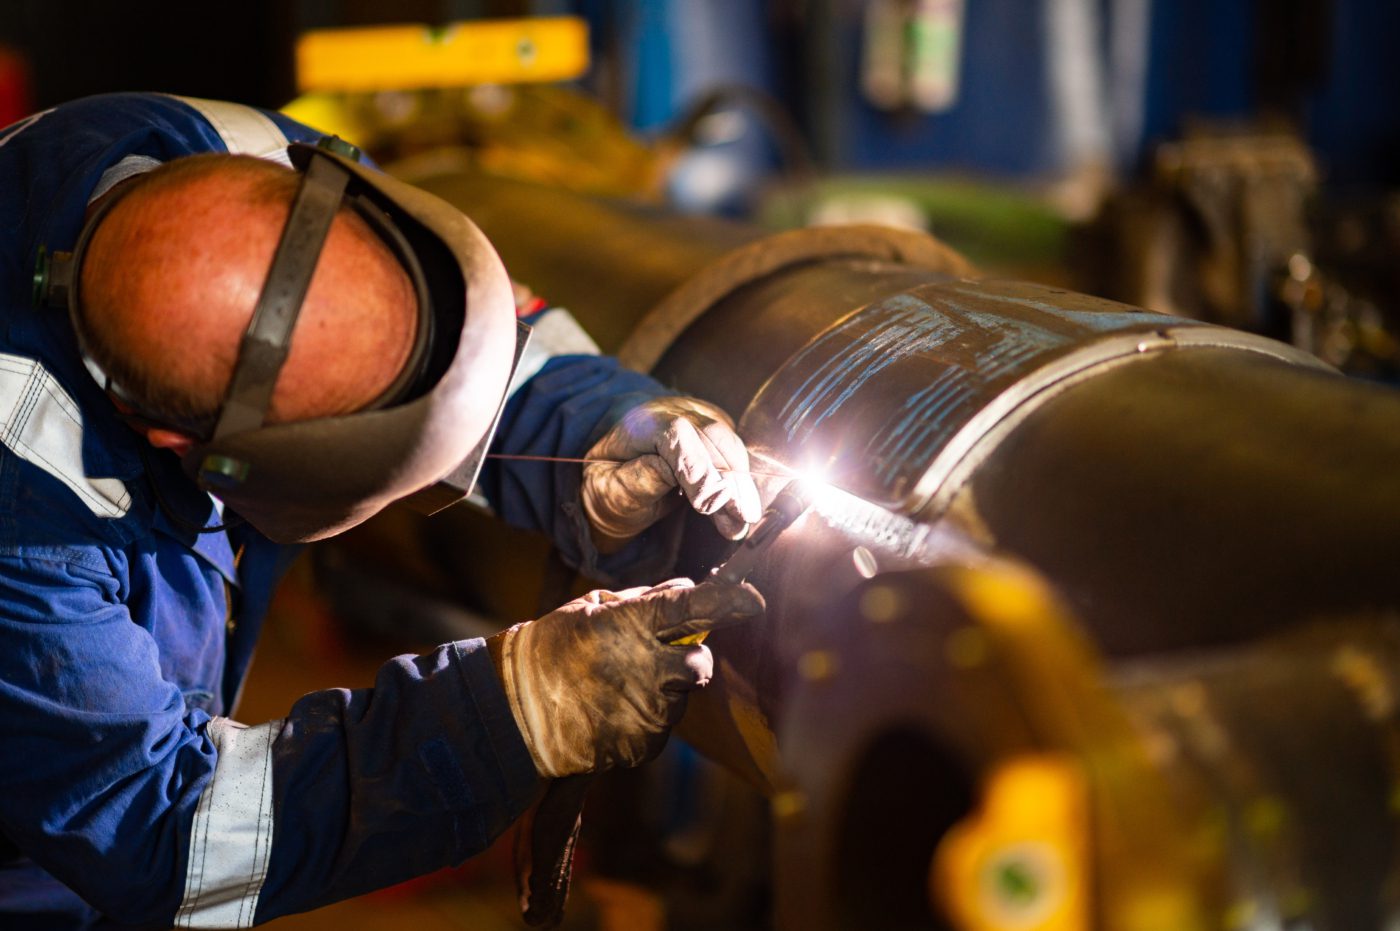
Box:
[5,2,1400,929]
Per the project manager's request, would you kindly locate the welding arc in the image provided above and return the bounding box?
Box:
[484,453,798,479]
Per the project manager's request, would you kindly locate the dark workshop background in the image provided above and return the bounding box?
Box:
[4,2,1400,929]
[3,0,1399,185]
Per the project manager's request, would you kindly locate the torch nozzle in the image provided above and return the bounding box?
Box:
[709,480,815,585]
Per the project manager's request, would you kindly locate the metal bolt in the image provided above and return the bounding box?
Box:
[995,858,1040,907]
[33,247,75,309]
[200,455,250,489]
[317,135,362,162]
[31,246,50,308]
[980,843,1060,923]
[851,546,878,579]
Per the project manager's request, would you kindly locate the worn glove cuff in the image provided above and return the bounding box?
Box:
[495,623,552,778]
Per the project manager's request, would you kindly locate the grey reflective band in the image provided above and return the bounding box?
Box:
[175,718,280,929]
[90,154,163,203]
[167,96,294,166]
[212,154,349,440]
[0,353,131,518]
[506,307,600,398]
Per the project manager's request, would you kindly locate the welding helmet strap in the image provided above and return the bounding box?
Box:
[211,151,350,441]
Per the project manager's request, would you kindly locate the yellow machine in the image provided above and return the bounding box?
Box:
[282,18,673,201]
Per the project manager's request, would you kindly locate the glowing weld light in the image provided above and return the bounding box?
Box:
[748,450,982,566]
[801,477,860,521]
[748,452,872,525]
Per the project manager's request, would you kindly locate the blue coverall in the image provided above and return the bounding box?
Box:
[0,93,670,928]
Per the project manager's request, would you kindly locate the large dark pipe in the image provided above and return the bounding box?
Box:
[389,167,1400,929]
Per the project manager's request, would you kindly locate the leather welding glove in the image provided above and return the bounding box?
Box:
[582,397,764,550]
[489,578,764,779]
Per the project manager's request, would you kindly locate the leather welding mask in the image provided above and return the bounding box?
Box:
[43,141,524,543]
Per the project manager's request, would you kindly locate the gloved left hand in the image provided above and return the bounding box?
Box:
[489,578,765,778]
[582,397,763,550]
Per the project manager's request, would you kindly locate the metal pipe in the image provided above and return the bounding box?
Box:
[393,166,1400,928]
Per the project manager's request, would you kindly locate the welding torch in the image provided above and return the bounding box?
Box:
[709,479,814,584]
[646,479,814,650]
[519,479,813,928]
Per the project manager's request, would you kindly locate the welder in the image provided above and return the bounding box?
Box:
[0,92,764,927]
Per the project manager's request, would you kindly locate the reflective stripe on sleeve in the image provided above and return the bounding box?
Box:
[175,717,281,929]
[0,108,52,149]
[90,154,163,202]
[0,354,130,518]
[166,96,293,166]
[507,307,602,399]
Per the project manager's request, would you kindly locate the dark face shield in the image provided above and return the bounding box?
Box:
[42,141,523,542]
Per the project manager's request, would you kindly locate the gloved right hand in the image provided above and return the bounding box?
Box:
[582,397,763,549]
[488,578,764,779]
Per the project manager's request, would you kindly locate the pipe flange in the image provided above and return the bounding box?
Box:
[618,224,976,372]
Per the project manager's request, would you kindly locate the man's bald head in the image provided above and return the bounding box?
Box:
[77,153,418,433]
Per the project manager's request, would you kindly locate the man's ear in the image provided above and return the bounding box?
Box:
[144,428,196,457]
[109,396,197,456]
